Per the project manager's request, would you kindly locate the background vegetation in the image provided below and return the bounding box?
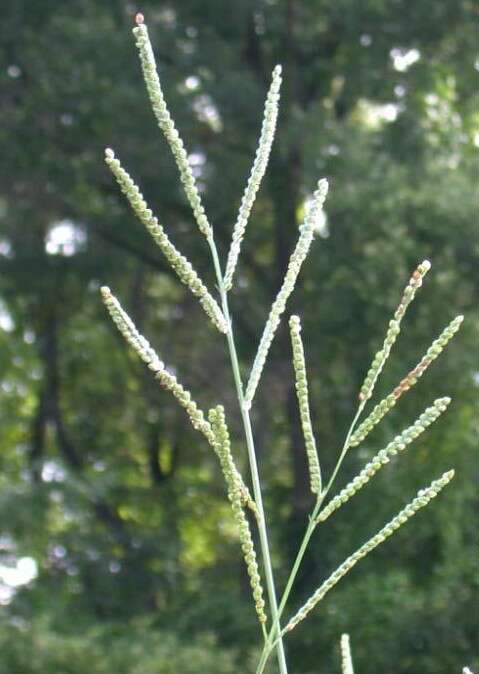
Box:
[0,1,478,672]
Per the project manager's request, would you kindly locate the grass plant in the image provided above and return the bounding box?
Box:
[101,13,466,673]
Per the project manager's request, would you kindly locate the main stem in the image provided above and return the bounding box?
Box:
[256,404,366,674]
[208,237,289,674]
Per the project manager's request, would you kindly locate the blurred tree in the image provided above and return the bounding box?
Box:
[0,0,478,672]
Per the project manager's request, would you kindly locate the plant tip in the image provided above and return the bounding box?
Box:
[316,178,329,198]
[105,148,115,160]
[135,12,144,25]
[100,286,111,297]
[421,259,431,271]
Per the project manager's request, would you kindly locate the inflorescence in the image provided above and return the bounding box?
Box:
[100,14,465,672]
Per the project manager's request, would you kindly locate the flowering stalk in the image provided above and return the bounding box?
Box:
[101,286,214,441]
[289,315,321,494]
[105,149,227,334]
[245,179,329,408]
[132,17,212,238]
[284,470,454,633]
[224,65,282,291]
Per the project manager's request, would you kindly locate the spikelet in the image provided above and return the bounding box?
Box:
[340,634,354,674]
[244,179,329,408]
[284,470,455,633]
[105,149,227,334]
[359,260,431,403]
[289,315,321,494]
[318,397,450,522]
[350,315,463,448]
[132,21,212,239]
[209,406,267,624]
[223,66,282,291]
[391,314,464,400]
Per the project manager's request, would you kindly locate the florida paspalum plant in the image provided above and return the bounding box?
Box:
[101,13,465,674]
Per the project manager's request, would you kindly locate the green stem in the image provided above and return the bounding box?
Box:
[321,404,365,501]
[256,403,366,674]
[255,509,320,674]
[208,237,289,674]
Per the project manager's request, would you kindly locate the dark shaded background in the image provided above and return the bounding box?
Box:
[0,1,478,672]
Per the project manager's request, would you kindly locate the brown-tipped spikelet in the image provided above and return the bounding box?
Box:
[350,315,463,448]
[359,260,431,403]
